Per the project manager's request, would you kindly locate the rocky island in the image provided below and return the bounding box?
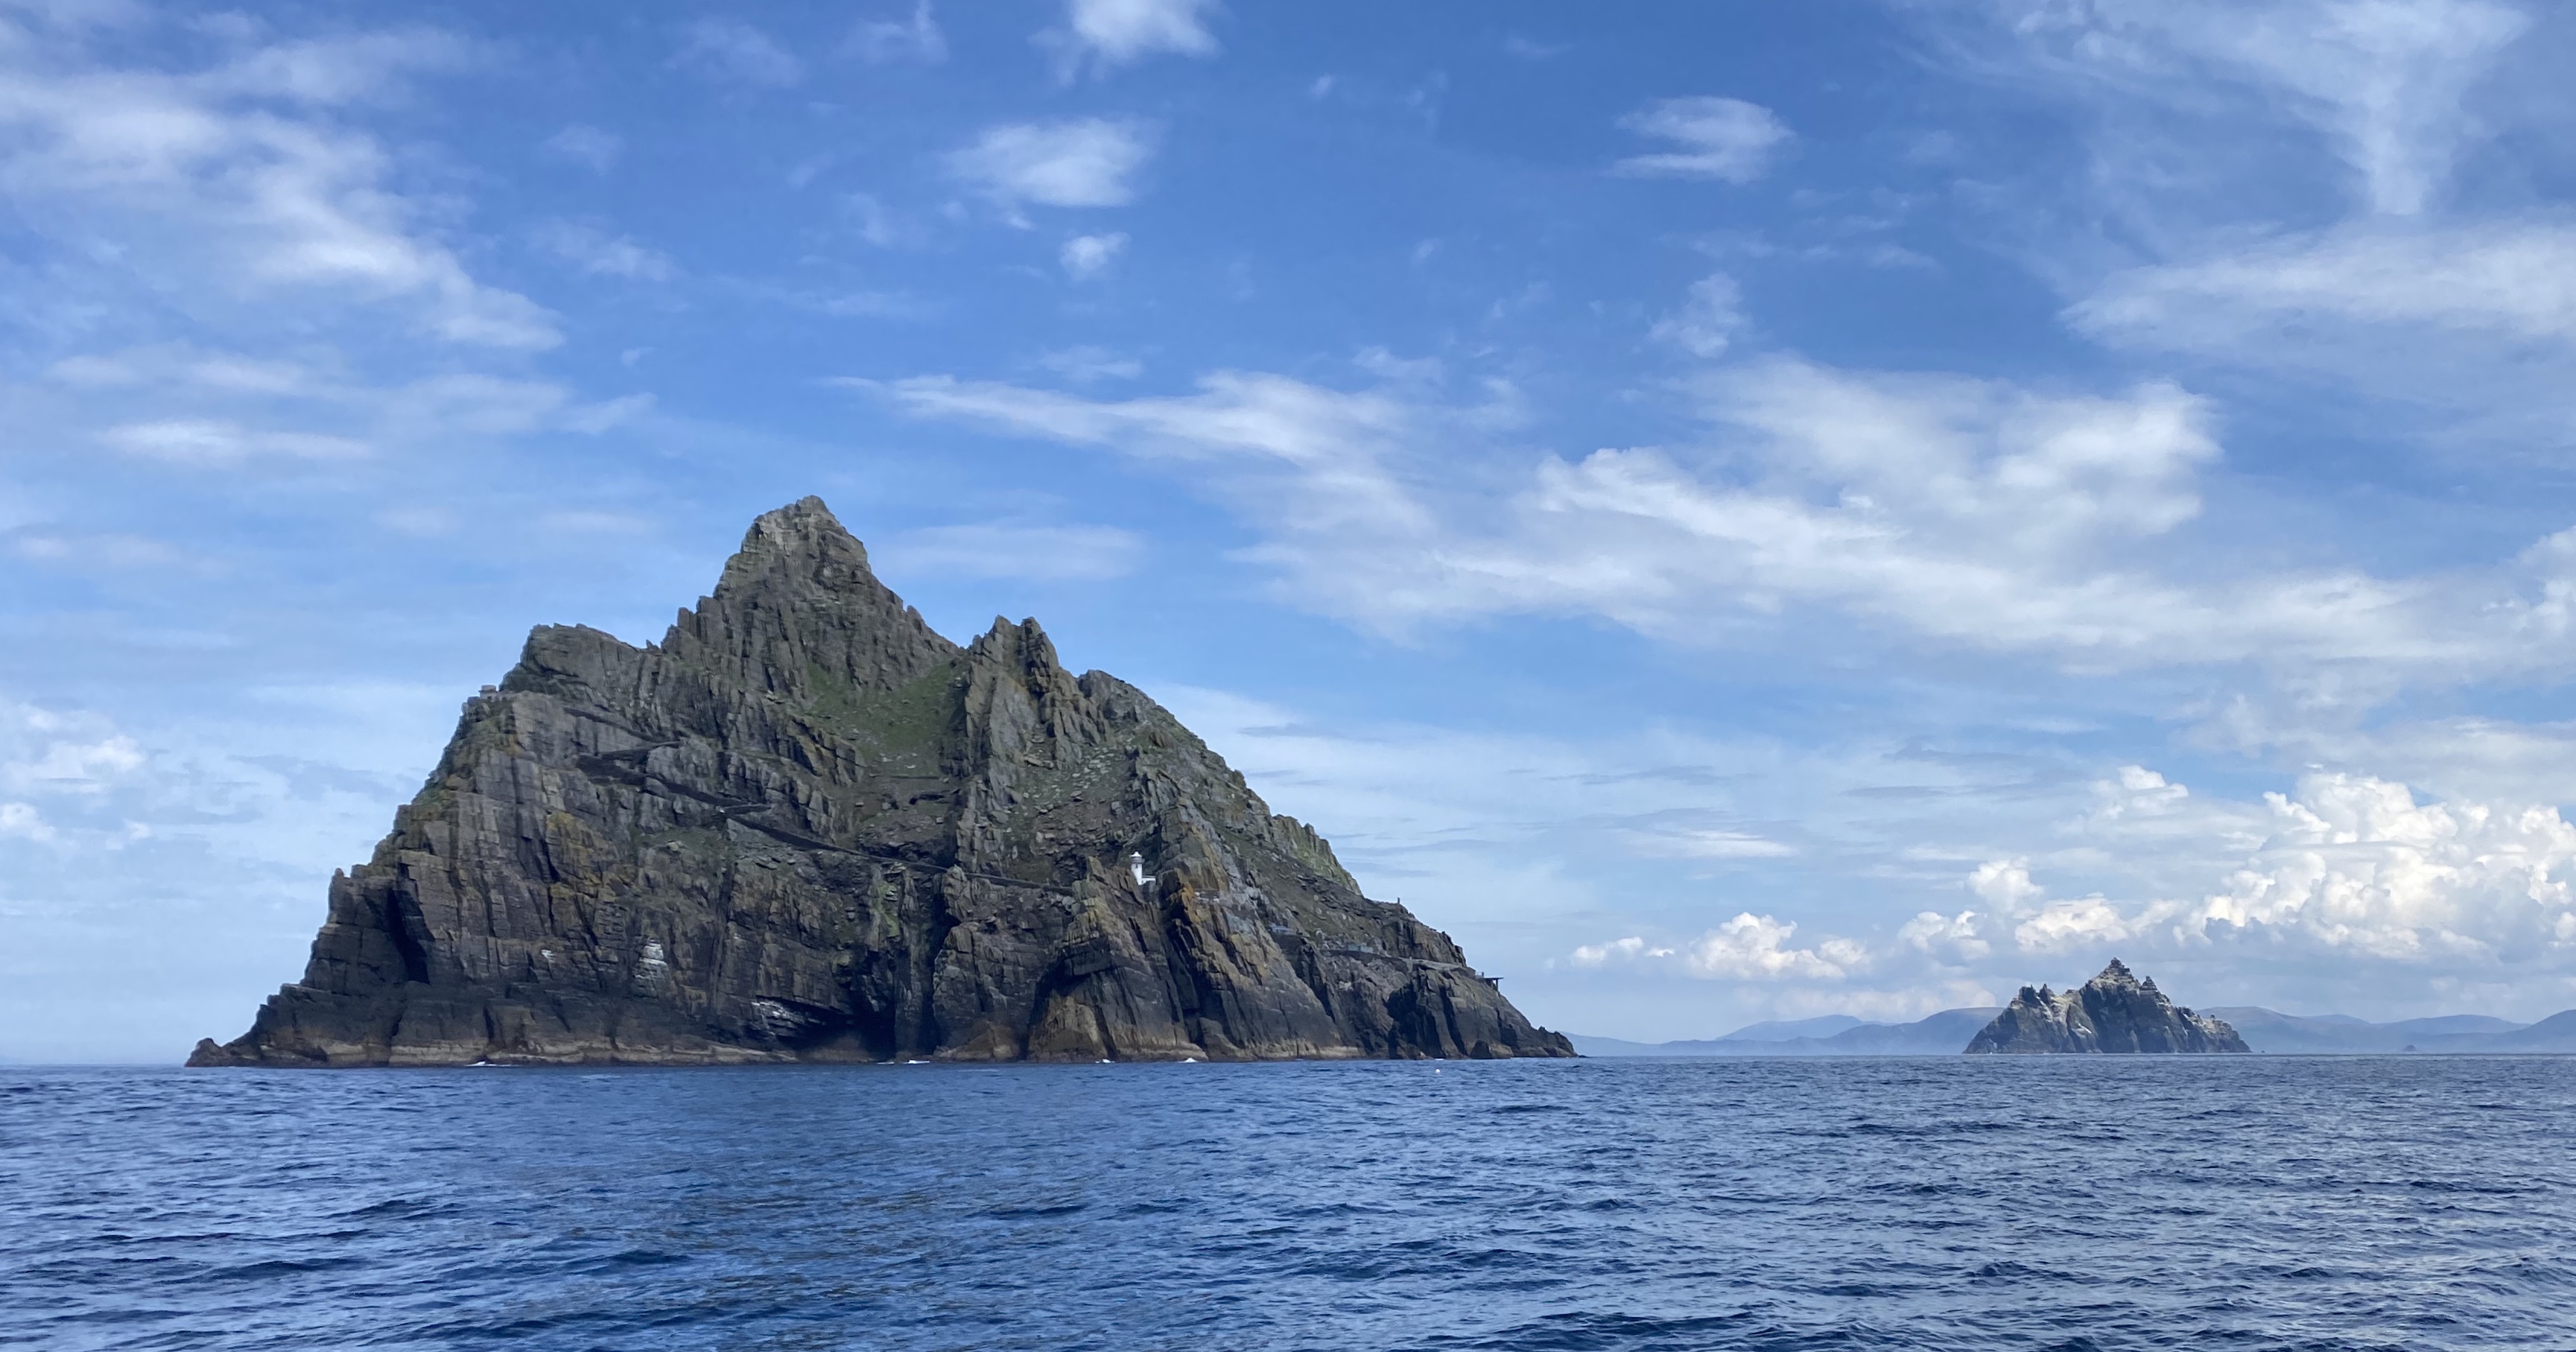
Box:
[1965,960,2248,1054]
[191,499,1573,1067]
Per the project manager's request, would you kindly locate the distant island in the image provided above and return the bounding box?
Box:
[1573,962,2576,1057]
[191,499,1572,1067]
[1965,960,2247,1053]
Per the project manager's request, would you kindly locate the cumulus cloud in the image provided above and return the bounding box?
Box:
[1614,96,1792,183]
[2014,897,2132,953]
[2189,772,2576,959]
[0,801,53,842]
[1044,0,1220,77]
[1900,908,1992,963]
[1,711,145,796]
[948,118,1155,211]
[1940,769,2576,974]
[1574,913,1865,980]
[1060,231,1129,279]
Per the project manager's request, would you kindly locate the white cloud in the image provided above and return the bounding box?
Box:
[542,124,622,173]
[1047,0,1220,76]
[0,802,54,842]
[1614,96,1792,183]
[1968,857,2045,910]
[948,118,1155,212]
[1650,272,1745,356]
[1037,346,1143,382]
[2188,772,2576,960]
[560,393,655,434]
[870,352,2576,697]
[2014,896,2132,953]
[878,523,1144,582]
[533,220,678,282]
[1949,769,2576,972]
[2073,221,2576,370]
[850,1,948,64]
[1900,909,1992,962]
[1,716,144,796]
[1688,915,1870,979]
[1619,825,1796,859]
[0,24,560,349]
[1571,936,1672,966]
[1985,0,2529,217]
[672,17,804,87]
[869,370,1436,571]
[100,419,366,465]
[1060,231,1129,279]
[1574,913,1864,981]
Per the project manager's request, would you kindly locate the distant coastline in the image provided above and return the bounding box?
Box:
[1573,1005,2576,1056]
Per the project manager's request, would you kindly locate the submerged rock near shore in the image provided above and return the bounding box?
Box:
[192,498,1572,1067]
[1965,960,2248,1054]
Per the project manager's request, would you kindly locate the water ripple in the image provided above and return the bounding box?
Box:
[2,1058,2572,1349]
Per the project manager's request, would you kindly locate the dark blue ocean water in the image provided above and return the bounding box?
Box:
[3,1057,2572,1351]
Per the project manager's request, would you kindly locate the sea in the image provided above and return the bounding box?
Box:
[3,1056,2571,1351]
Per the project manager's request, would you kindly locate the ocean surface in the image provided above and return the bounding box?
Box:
[4,1057,2572,1351]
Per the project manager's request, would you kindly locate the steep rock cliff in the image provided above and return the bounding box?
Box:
[1965,960,2248,1054]
[192,498,1573,1067]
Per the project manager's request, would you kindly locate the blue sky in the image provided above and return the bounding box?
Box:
[11,0,2576,1060]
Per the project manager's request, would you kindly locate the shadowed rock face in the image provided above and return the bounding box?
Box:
[191,498,1573,1067]
[1965,960,2249,1054]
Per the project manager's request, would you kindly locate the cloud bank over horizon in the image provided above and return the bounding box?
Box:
[9,1,2576,1058]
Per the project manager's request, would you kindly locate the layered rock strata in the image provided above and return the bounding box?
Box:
[1965,960,2248,1054]
[193,498,1573,1067]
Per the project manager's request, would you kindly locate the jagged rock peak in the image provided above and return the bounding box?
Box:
[191,497,1573,1067]
[664,496,957,702]
[1964,959,2248,1055]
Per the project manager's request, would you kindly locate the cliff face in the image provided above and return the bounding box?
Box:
[1965,960,2248,1054]
[192,498,1573,1067]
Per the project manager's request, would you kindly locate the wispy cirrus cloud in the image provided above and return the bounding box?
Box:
[541,124,623,173]
[863,357,2469,677]
[849,1,948,65]
[875,521,1145,583]
[533,220,678,282]
[671,17,805,88]
[1936,0,2566,429]
[1613,96,1792,183]
[0,19,558,349]
[1969,0,2530,217]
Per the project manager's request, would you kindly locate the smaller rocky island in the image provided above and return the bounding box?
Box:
[1966,960,2248,1054]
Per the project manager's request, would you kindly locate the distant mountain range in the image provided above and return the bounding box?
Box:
[1571,1006,2576,1056]
[1570,1008,2003,1057]
[2207,1008,2576,1054]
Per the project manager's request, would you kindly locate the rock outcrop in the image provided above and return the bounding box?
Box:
[191,498,1573,1067]
[1964,960,2248,1054]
